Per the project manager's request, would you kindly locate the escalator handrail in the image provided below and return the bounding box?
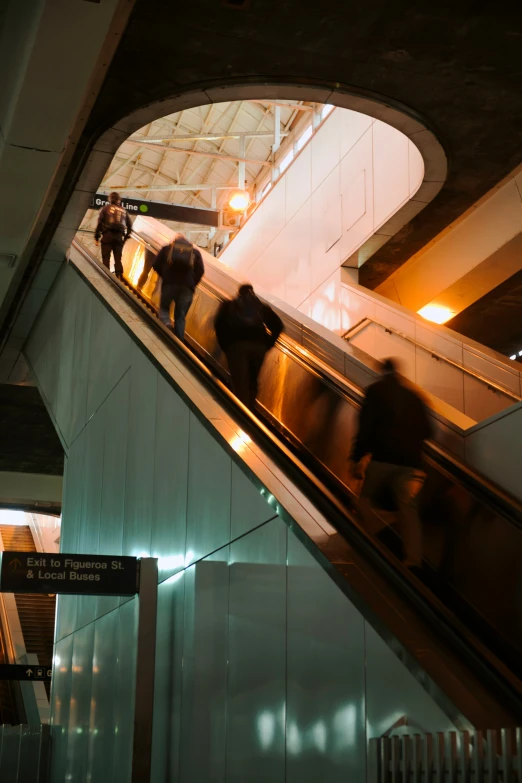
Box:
[71,239,522,720]
[193,256,522,530]
[133,228,522,527]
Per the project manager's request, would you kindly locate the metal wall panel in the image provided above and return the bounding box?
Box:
[151,374,190,583]
[64,623,95,781]
[86,283,132,424]
[97,372,130,619]
[26,268,66,432]
[87,610,118,781]
[0,725,21,780]
[226,521,287,783]
[111,598,138,783]
[231,461,280,541]
[286,530,366,783]
[55,267,80,447]
[365,622,454,739]
[16,725,44,783]
[179,555,230,783]
[68,279,92,444]
[76,400,106,631]
[151,574,182,783]
[122,343,157,559]
[185,414,232,566]
[49,628,74,783]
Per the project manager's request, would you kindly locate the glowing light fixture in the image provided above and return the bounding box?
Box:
[417,304,455,325]
[228,190,250,211]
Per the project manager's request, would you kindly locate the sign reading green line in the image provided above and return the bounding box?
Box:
[90,193,218,227]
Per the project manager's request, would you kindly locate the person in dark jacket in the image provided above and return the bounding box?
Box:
[94,192,133,277]
[350,357,433,568]
[153,233,204,341]
[215,284,283,410]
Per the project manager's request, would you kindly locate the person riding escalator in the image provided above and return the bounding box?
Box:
[153,234,205,341]
[215,284,283,410]
[350,357,433,569]
[95,192,133,278]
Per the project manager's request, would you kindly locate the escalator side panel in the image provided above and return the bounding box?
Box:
[120,237,522,672]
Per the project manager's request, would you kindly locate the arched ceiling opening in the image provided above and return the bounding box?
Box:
[0,80,447,382]
[77,85,445,262]
[79,98,318,250]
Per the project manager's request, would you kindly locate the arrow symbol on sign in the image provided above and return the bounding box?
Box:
[10,558,22,571]
[26,669,33,677]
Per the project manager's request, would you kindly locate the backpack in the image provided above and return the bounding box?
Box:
[227,294,265,331]
[167,238,195,270]
[103,204,127,232]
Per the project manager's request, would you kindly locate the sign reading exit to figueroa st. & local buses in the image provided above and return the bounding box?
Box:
[0,552,139,596]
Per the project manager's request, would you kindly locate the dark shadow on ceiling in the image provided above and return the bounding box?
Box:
[448,269,522,357]
[0,385,64,475]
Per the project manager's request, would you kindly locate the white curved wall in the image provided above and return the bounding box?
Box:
[219,107,424,333]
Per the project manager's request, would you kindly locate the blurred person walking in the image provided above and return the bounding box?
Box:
[350,358,433,568]
[215,284,283,410]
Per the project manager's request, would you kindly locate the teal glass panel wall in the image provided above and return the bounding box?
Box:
[25,264,456,783]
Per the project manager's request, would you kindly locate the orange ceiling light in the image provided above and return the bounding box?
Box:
[228,190,250,211]
[417,304,455,325]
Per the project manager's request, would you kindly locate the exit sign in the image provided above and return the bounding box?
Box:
[0,552,139,596]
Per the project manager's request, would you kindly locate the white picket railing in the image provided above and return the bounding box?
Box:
[369,729,522,782]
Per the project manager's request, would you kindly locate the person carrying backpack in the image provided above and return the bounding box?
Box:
[94,192,133,278]
[153,233,204,340]
[215,284,283,410]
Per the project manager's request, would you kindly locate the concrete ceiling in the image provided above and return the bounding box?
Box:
[448,268,522,357]
[0,385,63,475]
[0,0,136,383]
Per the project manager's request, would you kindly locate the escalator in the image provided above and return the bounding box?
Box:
[72,229,522,729]
[0,526,55,698]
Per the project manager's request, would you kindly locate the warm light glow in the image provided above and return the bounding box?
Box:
[128,246,145,287]
[230,430,252,454]
[417,304,455,325]
[228,190,250,211]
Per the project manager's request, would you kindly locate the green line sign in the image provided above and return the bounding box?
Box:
[90,193,219,227]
